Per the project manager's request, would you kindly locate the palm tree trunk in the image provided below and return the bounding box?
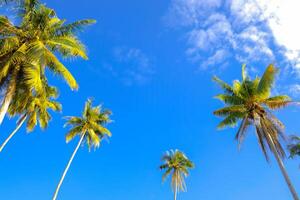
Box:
[174,187,177,200]
[0,77,17,124]
[0,114,26,152]
[266,133,299,200]
[52,133,85,200]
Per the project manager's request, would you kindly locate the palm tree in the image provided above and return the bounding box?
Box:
[289,136,300,159]
[213,64,299,200]
[0,0,95,124]
[0,81,61,152]
[160,149,194,200]
[52,99,112,200]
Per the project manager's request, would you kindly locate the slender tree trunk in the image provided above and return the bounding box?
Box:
[174,186,177,200]
[0,114,26,152]
[52,133,85,200]
[266,133,299,200]
[0,77,17,124]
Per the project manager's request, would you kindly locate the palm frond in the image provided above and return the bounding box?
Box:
[45,48,78,90]
[263,95,292,110]
[56,19,96,35]
[217,113,245,129]
[256,64,277,99]
[214,94,244,105]
[66,126,82,143]
[212,76,234,94]
[213,105,246,116]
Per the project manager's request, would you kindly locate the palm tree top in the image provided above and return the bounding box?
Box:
[64,99,112,150]
[8,82,61,131]
[0,0,96,90]
[213,64,293,160]
[213,64,292,126]
[160,149,194,192]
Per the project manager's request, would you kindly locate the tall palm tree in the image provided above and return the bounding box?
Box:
[52,99,112,200]
[160,149,194,200]
[213,64,299,200]
[0,81,61,152]
[0,0,95,124]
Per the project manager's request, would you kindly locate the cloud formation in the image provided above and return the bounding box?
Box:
[164,0,300,72]
[103,47,155,86]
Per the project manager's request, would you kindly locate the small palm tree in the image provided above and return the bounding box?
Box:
[0,0,95,123]
[289,136,300,159]
[213,64,299,200]
[160,149,194,200]
[0,82,61,152]
[52,99,112,200]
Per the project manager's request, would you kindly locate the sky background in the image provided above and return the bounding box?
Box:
[1,0,300,199]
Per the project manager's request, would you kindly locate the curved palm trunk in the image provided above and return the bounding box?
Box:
[0,77,17,124]
[266,133,299,200]
[52,133,85,200]
[0,114,26,152]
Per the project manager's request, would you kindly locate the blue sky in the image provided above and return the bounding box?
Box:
[0,0,300,199]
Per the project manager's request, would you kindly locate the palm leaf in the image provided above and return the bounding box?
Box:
[212,76,233,94]
[257,64,277,99]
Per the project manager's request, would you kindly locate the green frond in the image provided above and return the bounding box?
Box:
[241,64,247,81]
[26,41,46,63]
[214,94,244,105]
[91,122,112,137]
[66,126,82,143]
[0,62,11,82]
[46,101,62,111]
[0,36,20,55]
[162,168,172,182]
[46,35,87,59]
[56,19,96,35]
[263,95,292,110]
[256,64,277,99]
[27,110,37,132]
[87,129,100,149]
[217,113,245,129]
[0,15,19,34]
[213,105,246,116]
[38,110,51,129]
[212,76,233,94]
[64,116,83,127]
[233,80,242,95]
[23,63,43,93]
[45,49,78,90]
[289,136,300,158]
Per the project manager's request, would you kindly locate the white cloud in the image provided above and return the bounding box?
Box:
[165,0,300,73]
[288,84,300,97]
[104,47,155,86]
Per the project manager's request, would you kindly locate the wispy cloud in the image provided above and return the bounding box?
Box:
[288,84,300,97]
[164,0,300,73]
[103,47,155,86]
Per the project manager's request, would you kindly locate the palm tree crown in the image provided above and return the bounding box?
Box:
[0,0,95,123]
[160,149,194,199]
[213,64,291,160]
[8,81,61,131]
[64,99,112,149]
